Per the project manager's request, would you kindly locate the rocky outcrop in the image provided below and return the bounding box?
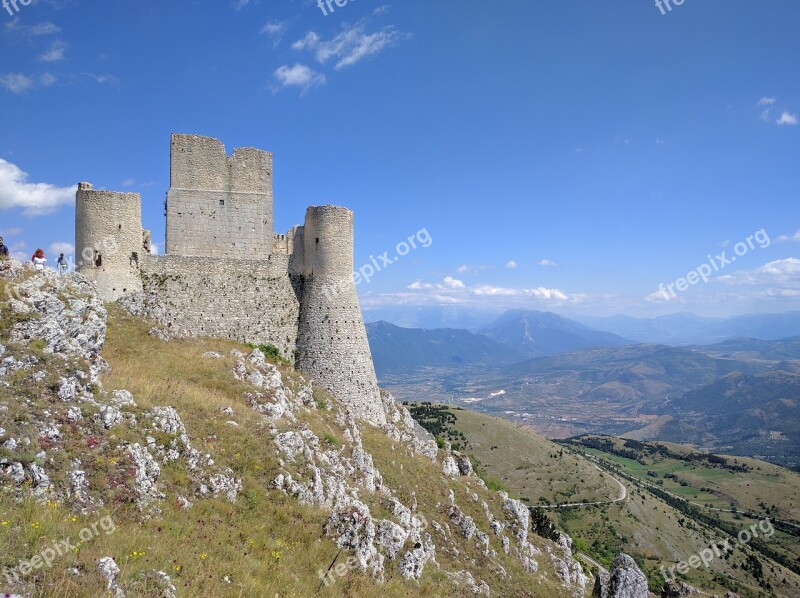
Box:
[592,553,649,598]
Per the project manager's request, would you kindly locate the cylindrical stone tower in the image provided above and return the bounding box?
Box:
[75,182,145,302]
[296,205,385,424]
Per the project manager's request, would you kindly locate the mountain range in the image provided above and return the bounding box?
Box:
[364,306,800,346]
[366,309,800,466]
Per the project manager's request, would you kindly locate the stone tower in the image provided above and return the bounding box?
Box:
[165,134,275,258]
[75,182,148,302]
[296,206,385,424]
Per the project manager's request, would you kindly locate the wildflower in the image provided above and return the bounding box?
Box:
[200,552,207,560]
[1,520,9,526]
[174,564,182,572]
[31,521,40,529]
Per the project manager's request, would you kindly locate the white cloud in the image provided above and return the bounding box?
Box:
[505,260,518,269]
[273,63,326,93]
[40,40,67,62]
[233,0,250,10]
[0,73,34,94]
[776,230,800,243]
[443,276,465,290]
[762,288,800,298]
[0,159,76,216]
[456,264,470,274]
[121,178,135,187]
[407,279,434,290]
[777,111,798,126]
[48,241,74,256]
[471,285,569,301]
[292,22,405,69]
[261,21,286,45]
[150,243,160,255]
[40,73,57,87]
[538,259,557,267]
[717,258,800,287]
[757,97,776,106]
[84,73,119,86]
[4,19,61,36]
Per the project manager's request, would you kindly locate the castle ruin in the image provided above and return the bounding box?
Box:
[75,134,384,424]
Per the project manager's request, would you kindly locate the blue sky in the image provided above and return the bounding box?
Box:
[1,0,798,318]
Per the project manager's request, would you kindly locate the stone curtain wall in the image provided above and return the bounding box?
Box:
[75,183,144,302]
[140,254,301,359]
[165,134,275,259]
[296,206,385,424]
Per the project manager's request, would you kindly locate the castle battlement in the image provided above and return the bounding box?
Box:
[75,134,384,424]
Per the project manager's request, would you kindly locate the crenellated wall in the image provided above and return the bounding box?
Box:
[165,134,274,259]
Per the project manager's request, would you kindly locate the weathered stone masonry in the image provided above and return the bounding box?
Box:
[75,134,384,424]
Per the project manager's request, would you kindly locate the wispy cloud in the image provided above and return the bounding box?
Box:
[273,63,325,93]
[0,73,34,93]
[83,73,119,86]
[48,241,74,256]
[471,285,569,300]
[233,0,250,10]
[757,96,776,106]
[538,259,557,267]
[40,40,67,62]
[292,21,406,69]
[505,260,518,269]
[777,230,800,243]
[405,276,573,303]
[0,159,76,216]
[4,19,61,37]
[777,111,798,126]
[261,21,286,46]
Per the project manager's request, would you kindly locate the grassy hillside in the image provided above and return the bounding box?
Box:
[405,403,620,505]
[0,283,579,598]
[436,405,800,597]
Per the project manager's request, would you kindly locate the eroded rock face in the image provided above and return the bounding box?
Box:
[6,263,107,372]
[592,553,649,598]
[661,580,709,596]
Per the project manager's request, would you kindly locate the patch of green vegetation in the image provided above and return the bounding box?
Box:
[245,342,289,365]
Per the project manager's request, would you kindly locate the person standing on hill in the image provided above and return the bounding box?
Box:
[57,252,68,274]
[32,248,47,272]
[0,237,8,259]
